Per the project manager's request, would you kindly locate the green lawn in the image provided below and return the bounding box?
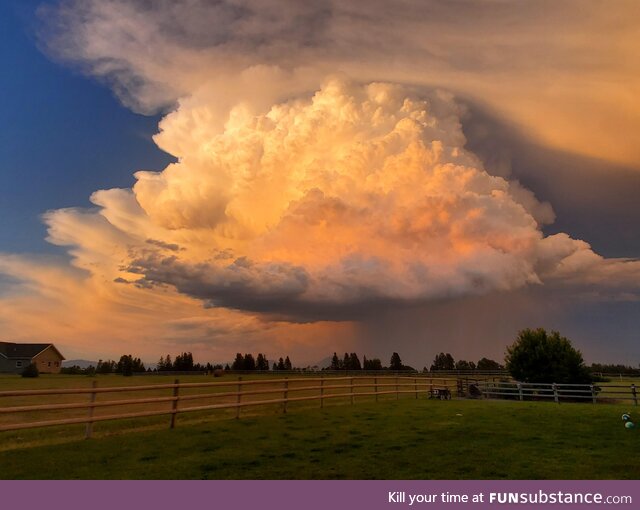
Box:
[0,372,462,449]
[1,398,638,480]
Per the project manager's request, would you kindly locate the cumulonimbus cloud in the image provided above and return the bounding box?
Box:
[19,78,639,322]
[1,0,639,360]
[39,0,640,167]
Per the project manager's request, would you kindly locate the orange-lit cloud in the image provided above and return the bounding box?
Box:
[0,0,638,363]
[1,78,638,361]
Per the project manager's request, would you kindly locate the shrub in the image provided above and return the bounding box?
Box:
[21,363,39,378]
[505,328,592,384]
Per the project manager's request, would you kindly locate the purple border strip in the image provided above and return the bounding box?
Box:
[2,480,639,510]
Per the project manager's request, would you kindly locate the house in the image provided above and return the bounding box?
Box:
[0,342,65,374]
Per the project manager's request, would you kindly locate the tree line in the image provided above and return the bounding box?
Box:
[428,353,503,371]
[324,351,504,372]
[61,350,505,376]
[157,352,222,373]
[59,328,629,384]
[62,355,147,376]
[328,352,409,371]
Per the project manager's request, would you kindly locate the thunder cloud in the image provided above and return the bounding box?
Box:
[0,0,638,362]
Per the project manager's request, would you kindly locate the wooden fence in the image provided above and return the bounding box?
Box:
[0,375,463,439]
[3,376,635,441]
[480,380,639,404]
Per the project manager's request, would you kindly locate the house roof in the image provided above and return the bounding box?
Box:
[0,342,65,360]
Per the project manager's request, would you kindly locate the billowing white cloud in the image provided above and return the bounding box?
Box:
[1,0,639,362]
[6,79,638,324]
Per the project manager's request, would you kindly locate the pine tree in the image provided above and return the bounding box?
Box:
[390,352,403,371]
[430,353,455,371]
[259,353,269,371]
[232,353,244,371]
[244,353,256,371]
[284,356,292,371]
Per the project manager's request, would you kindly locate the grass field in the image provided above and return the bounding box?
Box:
[1,396,639,480]
[0,373,457,450]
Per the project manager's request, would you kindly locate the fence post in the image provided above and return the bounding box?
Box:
[283,377,289,414]
[374,376,378,402]
[395,376,399,400]
[590,384,596,404]
[517,382,523,402]
[552,383,559,404]
[236,376,242,419]
[170,378,179,429]
[414,377,418,399]
[350,377,354,405]
[632,384,637,406]
[320,375,324,409]
[84,380,98,439]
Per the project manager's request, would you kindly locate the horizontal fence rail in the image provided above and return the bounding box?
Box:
[0,375,465,438]
[479,380,639,405]
[3,375,637,440]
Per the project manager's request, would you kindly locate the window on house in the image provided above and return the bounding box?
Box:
[16,361,23,368]
[55,361,59,367]
[48,362,51,367]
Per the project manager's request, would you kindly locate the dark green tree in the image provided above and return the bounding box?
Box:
[349,353,361,370]
[330,352,341,370]
[96,359,116,374]
[284,356,292,371]
[455,360,476,371]
[390,352,403,371]
[430,352,455,371]
[21,362,39,378]
[116,355,134,376]
[476,357,502,370]
[256,353,269,371]
[505,328,592,384]
[114,355,144,375]
[232,353,244,371]
[156,355,173,371]
[243,353,256,371]
[174,352,194,371]
[363,357,383,370]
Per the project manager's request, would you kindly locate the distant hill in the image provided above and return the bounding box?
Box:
[62,359,97,369]
[313,356,333,369]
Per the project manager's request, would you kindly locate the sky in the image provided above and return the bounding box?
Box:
[0,0,639,367]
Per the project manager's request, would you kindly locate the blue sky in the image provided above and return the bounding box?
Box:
[0,0,173,254]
